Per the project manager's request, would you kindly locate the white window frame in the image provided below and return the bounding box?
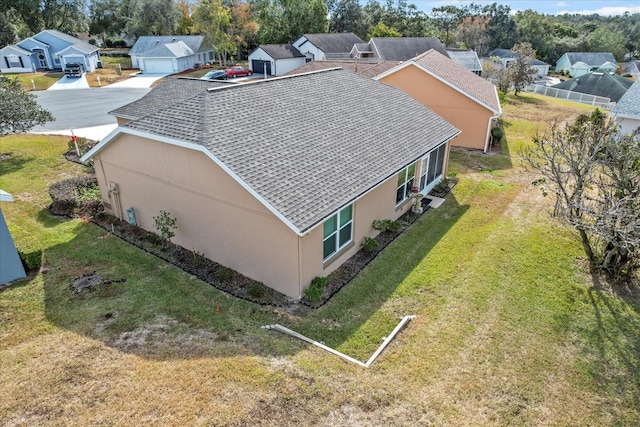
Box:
[396,163,416,206]
[323,204,353,261]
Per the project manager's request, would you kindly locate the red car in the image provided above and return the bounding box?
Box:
[225,65,253,78]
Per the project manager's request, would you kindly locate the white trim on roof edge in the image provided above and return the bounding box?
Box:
[80,127,303,236]
[374,59,502,116]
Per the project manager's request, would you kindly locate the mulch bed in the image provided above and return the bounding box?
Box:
[52,161,456,311]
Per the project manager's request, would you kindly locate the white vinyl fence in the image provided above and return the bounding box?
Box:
[524,84,615,109]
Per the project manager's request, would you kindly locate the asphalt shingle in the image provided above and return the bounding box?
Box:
[611,78,640,118]
[123,69,459,233]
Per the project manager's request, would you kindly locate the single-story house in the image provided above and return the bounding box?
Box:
[621,60,640,77]
[0,190,26,284]
[81,69,460,299]
[0,29,101,74]
[486,48,550,77]
[551,71,633,103]
[446,49,482,75]
[376,49,501,153]
[555,52,617,77]
[292,33,364,61]
[110,77,230,125]
[129,36,214,74]
[356,37,449,61]
[610,78,640,135]
[248,44,306,76]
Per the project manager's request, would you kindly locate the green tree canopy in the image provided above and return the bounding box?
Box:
[367,21,401,38]
[255,0,327,44]
[587,27,626,60]
[0,77,54,136]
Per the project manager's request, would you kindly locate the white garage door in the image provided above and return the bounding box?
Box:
[142,58,174,74]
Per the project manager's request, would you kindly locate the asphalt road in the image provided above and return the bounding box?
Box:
[32,87,150,132]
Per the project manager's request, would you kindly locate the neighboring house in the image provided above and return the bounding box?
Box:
[292,33,364,61]
[551,71,633,103]
[555,52,617,77]
[129,36,214,74]
[110,77,229,125]
[376,49,501,153]
[0,29,100,74]
[359,37,449,61]
[621,60,640,77]
[283,59,401,78]
[447,49,482,75]
[486,48,550,77]
[248,44,306,76]
[0,190,26,284]
[610,78,640,134]
[81,69,460,299]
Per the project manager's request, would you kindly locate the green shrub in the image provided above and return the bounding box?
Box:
[153,210,177,243]
[491,126,504,141]
[372,219,402,234]
[305,276,327,302]
[75,184,101,202]
[214,266,234,281]
[247,283,265,299]
[362,236,380,253]
[18,248,43,272]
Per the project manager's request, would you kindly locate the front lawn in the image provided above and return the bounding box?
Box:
[0,94,638,425]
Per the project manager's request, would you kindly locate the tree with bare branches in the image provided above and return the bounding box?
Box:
[522,109,640,275]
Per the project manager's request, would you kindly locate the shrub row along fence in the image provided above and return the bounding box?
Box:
[524,84,615,109]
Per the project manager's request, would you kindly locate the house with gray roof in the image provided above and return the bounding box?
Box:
[129,36,214,74]
[621,60,640,77]
[555,52,617,77]
[365,37,449,61]
[81,69,459,299]
[486,48,550,77]
[551,71,632,103]
[1,29,100,74]
[610,78,640,134]
[292,33,364,61]
[248,44,306,76]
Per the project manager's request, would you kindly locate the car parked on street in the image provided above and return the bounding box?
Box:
[201,70,228,80]
[225,66,253,78]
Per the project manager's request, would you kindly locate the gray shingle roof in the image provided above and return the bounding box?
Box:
[130,36,207,55]
[258,44,304,59]
[370,37,449,61]
[33,29,99,54]
[552,72,633,102]
[611,78,640,119]
[411,49,501,114]
[562,52,616,67]
[300,33,364,54]
[110,77,229,120]
[121,69,459,233]
[135,41,195,58]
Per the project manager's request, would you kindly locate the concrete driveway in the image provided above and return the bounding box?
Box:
[48,75,90,90]
[32,72,166,140]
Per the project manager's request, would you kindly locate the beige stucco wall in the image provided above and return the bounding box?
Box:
[93,133,302,298]
[299,166,418,287]
[380,65,494,151]
[93,133,445,299]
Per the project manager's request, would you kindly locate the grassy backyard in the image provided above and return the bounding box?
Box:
[0,93,638,425]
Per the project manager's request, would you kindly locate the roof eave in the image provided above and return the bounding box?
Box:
[80,127,304,236]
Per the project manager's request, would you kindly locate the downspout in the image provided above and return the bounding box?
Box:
[484,115,497,154]
[297,234,303,299]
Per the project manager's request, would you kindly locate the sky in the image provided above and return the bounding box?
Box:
[410,1,640,16]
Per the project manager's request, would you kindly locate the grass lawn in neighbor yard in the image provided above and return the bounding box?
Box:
[1,93,639,425]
